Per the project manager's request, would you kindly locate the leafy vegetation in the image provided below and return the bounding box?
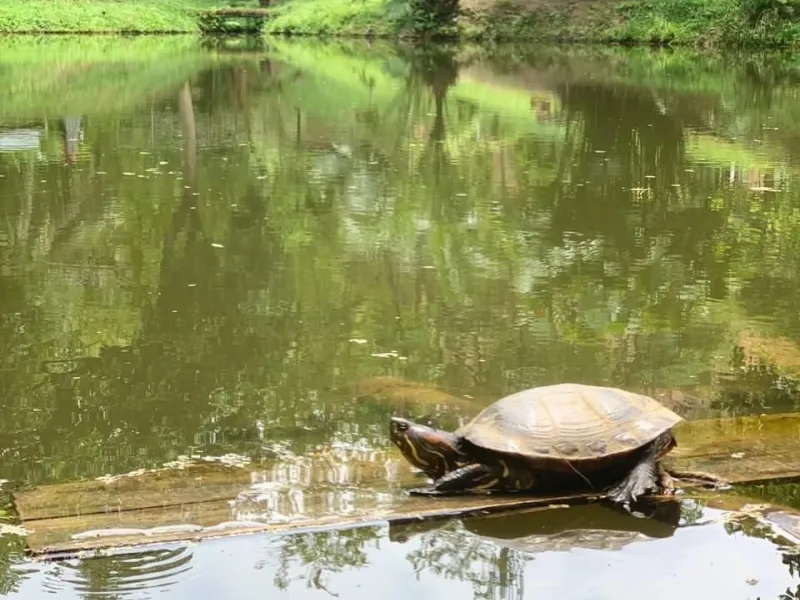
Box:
[388,0,460,35]
[464,0,800,46]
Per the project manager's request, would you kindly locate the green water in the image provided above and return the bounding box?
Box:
[2,35,800,597]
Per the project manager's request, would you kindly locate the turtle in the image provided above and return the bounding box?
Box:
[389,382,726,506]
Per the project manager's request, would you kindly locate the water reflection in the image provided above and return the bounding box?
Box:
[0,45,800,488]
[8,497,800,599]
[389,501,685,600]
[389,499,685,547]
[40,546,193,597]
[3,36,800,595]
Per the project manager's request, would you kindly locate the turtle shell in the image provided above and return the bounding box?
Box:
[456,383,683,461]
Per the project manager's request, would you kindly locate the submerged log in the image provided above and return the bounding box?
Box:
[665,412,800,484]
[16,411,800,558]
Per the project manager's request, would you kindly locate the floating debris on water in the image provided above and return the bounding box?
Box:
[71,523,213,541]
[371,351,400,359]
[148,524,204,535]
[204,521,267,532]
[164,453,251,469]
[0,524,29,537]
[72,528,147,540]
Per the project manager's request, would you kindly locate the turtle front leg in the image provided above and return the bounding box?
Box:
[409,463,504,496]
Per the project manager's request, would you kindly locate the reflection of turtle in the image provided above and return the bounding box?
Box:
[390,498,683,552]
[390,383,723,505]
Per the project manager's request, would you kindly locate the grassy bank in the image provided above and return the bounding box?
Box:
[0,0,214,33]
[461,0,800,47]
[263,0,800,47]
[0,0,799,47]
[265,0,398,36]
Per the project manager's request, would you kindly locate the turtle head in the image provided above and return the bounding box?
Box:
[389,417,466,480]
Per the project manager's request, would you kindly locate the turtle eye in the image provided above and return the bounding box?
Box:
[396,421,409,432]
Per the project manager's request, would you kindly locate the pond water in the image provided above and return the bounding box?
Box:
[7,497,800,600]
[2,34,800,597]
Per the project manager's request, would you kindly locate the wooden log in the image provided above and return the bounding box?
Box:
[28,489,800,563]
[349,375,482,414]
[17,411,800,558]
[666,412,800,484]
[28,492,605,561]
[17,462,252,521]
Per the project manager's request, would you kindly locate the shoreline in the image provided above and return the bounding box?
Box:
[0,0,798,48]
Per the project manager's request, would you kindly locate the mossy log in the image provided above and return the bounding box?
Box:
[16,411,800,558]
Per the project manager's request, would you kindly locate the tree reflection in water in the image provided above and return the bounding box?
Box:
[265,497,800,600]
[390,500,682,600]
[272,526,383,596]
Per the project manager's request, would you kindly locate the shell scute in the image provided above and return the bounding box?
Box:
[456,383,683,461]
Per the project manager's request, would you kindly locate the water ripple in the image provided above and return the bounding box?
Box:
[39,544,195,596]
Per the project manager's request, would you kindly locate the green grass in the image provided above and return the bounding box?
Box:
[264,0,396,36]
[0,0,217,33]
[0,0,399,36]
